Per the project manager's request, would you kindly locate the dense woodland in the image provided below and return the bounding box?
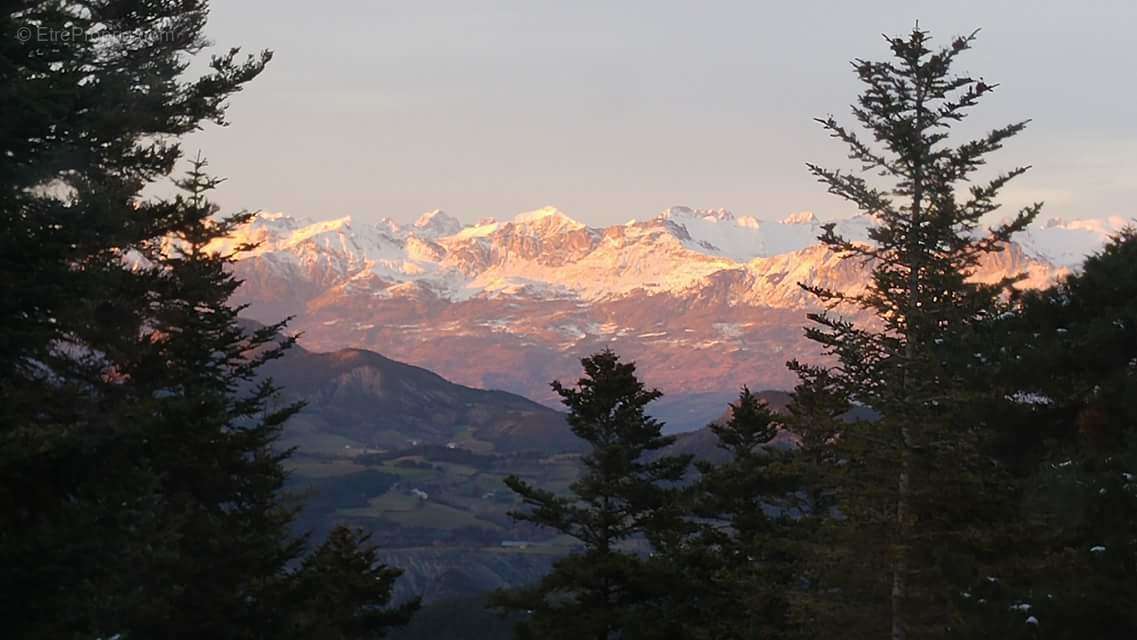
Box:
[2,2,1134,639]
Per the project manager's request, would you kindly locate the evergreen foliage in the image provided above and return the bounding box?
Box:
[289,526,421,639]
[786,26,1041,639]
[127,154,307,636]
[1,2,272,632]
[489,350,691,640]
[6,7,1131,639]
[0,4,415,637]
[391,596,517,640]
[952,229,1137,638]
[668,388,801,640]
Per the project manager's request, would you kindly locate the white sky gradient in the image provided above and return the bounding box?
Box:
[176,0,1137,228]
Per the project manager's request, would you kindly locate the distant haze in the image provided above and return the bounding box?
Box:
[177,0,1135,228]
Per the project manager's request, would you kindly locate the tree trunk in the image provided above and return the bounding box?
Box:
[893,76,926,639]
[891,440,910,640]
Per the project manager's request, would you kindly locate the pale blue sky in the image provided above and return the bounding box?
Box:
[181,0,1136,227]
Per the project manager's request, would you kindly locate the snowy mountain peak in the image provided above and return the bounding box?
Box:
[254,211,294,223]
[1020,215,1131,267]
[780,211,818,225]
[377,216,403,236]
[219,206,1124,312]
[1040,215,1130,234]
[450,218,500,240]
[219,207,1124,422]
[510,206,585,230]
[288,215,355,243]
[412,209,463,237]
[658,206,735,222]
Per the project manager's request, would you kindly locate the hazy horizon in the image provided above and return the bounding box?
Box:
[174,1,1136,228]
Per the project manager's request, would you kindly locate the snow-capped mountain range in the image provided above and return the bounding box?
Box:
[222,206,1127,429]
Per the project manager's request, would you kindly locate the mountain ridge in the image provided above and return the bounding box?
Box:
[225,206,1127,428]
[216,205,1119,307]
[260,340,579,454]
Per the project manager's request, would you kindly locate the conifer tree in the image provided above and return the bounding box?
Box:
[1,2,272,634]
[668,388,800,640]
[289,526,421,639]
[1,4,416,636]
[490,350,691,640]
[787,26,1041,639]
[952,229,1137,639]
[129,155,307,636]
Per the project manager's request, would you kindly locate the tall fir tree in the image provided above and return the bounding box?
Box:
[130,155,306,636]
[148,156,417,638]
[786,26,1041,639]
[490,350,692,640]
[1,2,272,634]
[1,4,415,637]
[665,388,801,640]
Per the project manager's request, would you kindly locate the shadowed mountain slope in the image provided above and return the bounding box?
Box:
[260,342,578,454]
